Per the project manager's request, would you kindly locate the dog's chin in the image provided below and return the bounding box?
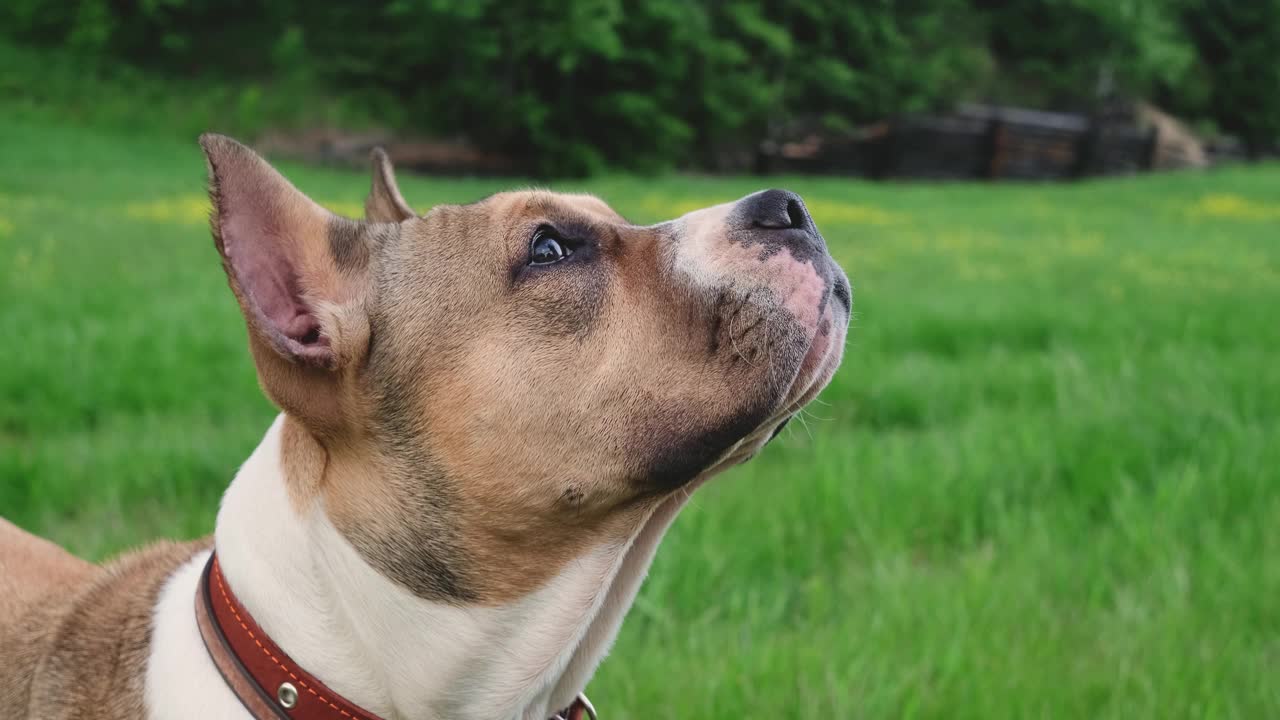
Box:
[642,303,846,496]
[750,310,846,453]
[645,371,836,501]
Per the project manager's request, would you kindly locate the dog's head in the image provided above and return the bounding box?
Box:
[202,135,849,603]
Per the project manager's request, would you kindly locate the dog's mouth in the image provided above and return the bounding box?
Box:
[766,417,792,444]
[768,311,844,438]
[786,264,849,397]
[718,288,848,464]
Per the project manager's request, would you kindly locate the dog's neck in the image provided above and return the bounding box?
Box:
[213,415,689,720]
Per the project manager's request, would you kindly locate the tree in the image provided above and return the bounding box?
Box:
[1180,0,1280,154]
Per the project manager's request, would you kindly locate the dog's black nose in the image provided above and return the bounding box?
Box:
[740,189,813,231]
[734,189,826,259]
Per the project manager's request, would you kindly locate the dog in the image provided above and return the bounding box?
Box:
[0,135,850,720]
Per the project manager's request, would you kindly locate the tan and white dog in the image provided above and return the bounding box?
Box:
[0,135,849,720]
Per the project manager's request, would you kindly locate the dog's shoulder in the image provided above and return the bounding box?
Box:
[0,518,102,715]
[0,522,212,718]
[0,518,101,621]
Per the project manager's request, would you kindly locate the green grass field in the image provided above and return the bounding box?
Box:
[2,116,1278,719]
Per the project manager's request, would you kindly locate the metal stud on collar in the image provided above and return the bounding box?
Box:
[277,682,299,709]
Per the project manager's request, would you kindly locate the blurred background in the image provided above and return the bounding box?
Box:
[1,2,1278,718]
[3,0,1279,175]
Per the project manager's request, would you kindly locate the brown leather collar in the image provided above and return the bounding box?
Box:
[195,552,595,720]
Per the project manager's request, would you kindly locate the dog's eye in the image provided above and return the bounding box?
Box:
[529,227,572,266]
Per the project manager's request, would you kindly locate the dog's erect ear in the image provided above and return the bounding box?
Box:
[201,133,392,428]
[365,148,416,222]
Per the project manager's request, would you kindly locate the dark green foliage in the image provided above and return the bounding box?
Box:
[1176,0,1280,154]
[978,0,1197,108]
[0,0,1273,173]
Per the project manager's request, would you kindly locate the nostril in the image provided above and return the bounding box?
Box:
[746,189,810,230]
[785,198,807,229]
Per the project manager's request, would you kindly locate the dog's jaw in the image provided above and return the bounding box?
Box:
[159,415,668,720]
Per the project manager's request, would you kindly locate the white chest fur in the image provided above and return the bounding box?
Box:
[145,416,691,719]
[145,549,247,720]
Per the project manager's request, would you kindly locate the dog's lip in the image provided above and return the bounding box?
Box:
[709,280,847,467]
[709,328,841,470]
[751,306,841,443]
[764,417,792,446]
[798,307,840,379]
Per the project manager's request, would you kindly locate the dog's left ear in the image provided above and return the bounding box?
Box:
[365,148,416,222]
[201,133,392,431]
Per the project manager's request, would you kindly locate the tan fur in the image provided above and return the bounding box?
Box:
[0,519,101,621]
[365,148,418,222]
[314,187,814,603]
[1,138,846,717]
[197,138,843,606]
[280,413,330,512]
[201,134,383,438]
[0,521,209,718]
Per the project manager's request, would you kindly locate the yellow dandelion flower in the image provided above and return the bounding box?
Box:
[126,196,370,225]
[1186,193,1280,221]
[125,195,211,225]
[1064,232,1103,256]
[321,200,366,218]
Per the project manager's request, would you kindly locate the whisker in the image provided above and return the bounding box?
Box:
[729,290,758,367]
[793,409,815,441]
[800,407,833,422]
